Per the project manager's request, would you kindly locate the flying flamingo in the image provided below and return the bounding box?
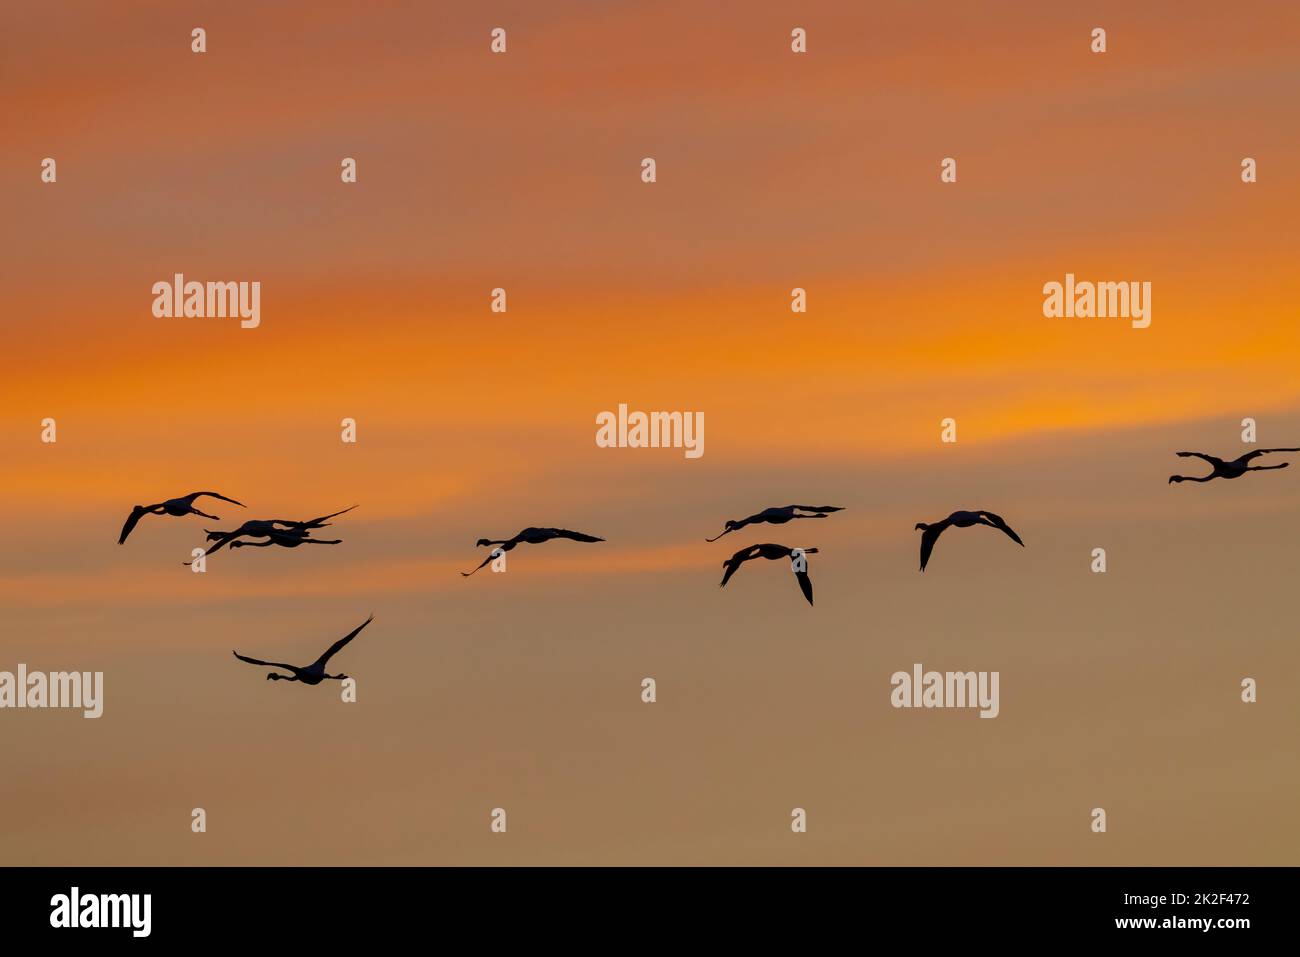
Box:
[463,527,604,576]
[233,615,373,684]
[705,505,844,542]
[914,510,1024,572]
[719,543,819,606]
[119,491,244,544]
[1169,448,1300,484]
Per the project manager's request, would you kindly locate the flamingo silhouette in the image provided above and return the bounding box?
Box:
[119,491,244,544]
[463,527,604,576]
[915,510,1024,572]
[719,543,818,606]
[191,506,357,559]
[228,528,342,550]
[1169,449,1300,484]
[233,615,373,684]
[706,505,844,542]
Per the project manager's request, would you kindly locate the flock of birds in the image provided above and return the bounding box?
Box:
[115,447,1298,686]
[117,493,355,555]
[118,493,363,682]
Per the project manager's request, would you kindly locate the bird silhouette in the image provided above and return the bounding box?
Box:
[118,491,244,544]
[915,510,1024,572]
[719,543,818,606]
[190,506,357,559]
[705,505,844,542]
[463,526,604,576]
[1169,449,1300,484]
[271,505,357,531]
[233,615,373,684]
[228,528,342,550]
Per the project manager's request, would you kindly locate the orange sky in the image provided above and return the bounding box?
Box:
[2,0,1299,865]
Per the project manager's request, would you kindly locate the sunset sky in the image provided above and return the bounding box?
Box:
[3,0,1298,865]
